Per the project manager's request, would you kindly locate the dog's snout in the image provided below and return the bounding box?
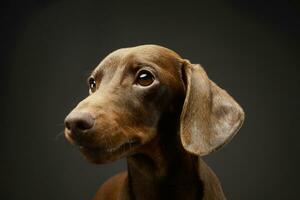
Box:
[65,112,95,133]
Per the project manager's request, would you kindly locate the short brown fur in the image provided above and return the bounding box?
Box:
[64,45,244,200]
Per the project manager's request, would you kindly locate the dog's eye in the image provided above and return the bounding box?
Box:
[136,70,154,86]
[88,78,97,92]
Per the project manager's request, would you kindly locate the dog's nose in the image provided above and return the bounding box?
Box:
[65,112,95,133]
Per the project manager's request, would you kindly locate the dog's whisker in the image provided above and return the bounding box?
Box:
[125,134,131,153]
[56,122,65,127]
[108,135,114,155]
[54,130,65,140]
[103,136,108,149]
[128,137,131,152]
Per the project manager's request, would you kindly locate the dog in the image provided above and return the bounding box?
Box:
[64,44,245,200]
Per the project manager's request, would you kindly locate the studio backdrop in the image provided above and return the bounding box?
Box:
[1,1,299,200]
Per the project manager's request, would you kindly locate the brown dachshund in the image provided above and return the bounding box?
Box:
[64,45,244,200]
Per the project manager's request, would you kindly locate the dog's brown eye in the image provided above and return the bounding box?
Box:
[88,78,96,92]
[136,70,154,86]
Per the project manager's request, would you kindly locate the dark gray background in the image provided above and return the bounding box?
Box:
[1,0,299,199]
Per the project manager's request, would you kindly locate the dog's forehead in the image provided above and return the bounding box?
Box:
[93,45,182,74]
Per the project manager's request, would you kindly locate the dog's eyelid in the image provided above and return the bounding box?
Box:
[136,62,151,67]
[87,76,98,86]
[86,76,94,84]
[135,64,157,77]
[136,63,156,70]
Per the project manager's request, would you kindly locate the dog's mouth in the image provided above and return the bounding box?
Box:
[65,127,143,163]
[79,138,140,157]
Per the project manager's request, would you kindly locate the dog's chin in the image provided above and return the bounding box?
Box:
[78,139,141,164]
[79,147,124,164]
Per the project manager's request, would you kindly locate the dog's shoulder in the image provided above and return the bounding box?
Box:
[92,171,128,200]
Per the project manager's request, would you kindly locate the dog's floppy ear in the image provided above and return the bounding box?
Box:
[180,60,245,156]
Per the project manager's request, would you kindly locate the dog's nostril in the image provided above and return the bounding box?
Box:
[77,119,93,130]
[64,112,95,132]
[65,121,71,130]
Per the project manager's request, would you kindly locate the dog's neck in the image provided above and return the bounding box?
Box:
[126,127,203,200]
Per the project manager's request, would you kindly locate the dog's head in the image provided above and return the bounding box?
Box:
[64,45,244,164]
